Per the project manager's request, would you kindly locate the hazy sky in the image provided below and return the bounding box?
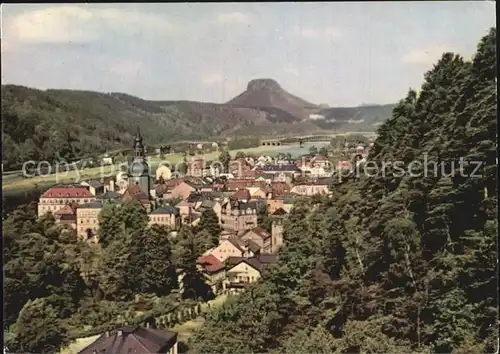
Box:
[1,2,495,106]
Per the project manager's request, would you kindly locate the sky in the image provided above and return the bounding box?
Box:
[1,2,495,106]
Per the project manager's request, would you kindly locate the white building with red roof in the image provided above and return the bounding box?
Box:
[37,185,95,217]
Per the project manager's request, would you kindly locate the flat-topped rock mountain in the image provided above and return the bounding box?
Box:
[227,78,318,121]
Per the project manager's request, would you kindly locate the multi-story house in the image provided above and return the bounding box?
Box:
[167,181,197,200]
[148,205,181,230]
[240,227,273,254]
[222,255,277,295]
[203,237,246,262]
[76,200,103,241]
[220,200,258,234]
[197,254,226,295]
[54,203,78,229]
[261,164,301,182]
[309,155,330,168]
[38,185,95,217]
[247,187,267,199]
[267,197,285,215]
[290,182,330,196]
[78,326,178,354]
[80,179,105,196]
[122,185,152,213]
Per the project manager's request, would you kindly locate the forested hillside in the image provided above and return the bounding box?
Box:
[188,28,497,353]
[2,81,393,170]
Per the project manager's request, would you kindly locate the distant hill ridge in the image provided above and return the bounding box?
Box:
[1,80,395,169]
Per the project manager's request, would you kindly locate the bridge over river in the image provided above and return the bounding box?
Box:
[260,135,335,146]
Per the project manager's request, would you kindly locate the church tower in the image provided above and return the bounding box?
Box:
[128,127,151,198]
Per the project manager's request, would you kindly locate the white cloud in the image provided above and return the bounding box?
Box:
[1,39,16,54]
[217,12,252,25]
[5,5,176,44]
[297,28,318,38]
[401,45,457,64]
[284,63,299,76]
[294,26,341,42]
[202,73,225,85]
[324,27,341,41]
[110,60,144,76]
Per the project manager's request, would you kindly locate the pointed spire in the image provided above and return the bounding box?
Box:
[136,126,142,138]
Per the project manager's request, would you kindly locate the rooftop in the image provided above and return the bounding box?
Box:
[78,326,177,354]
[262,164,300,172]
[78,200,104,209]
[41,186,94,198]
[197,254,225,273]
[150,205,180,216]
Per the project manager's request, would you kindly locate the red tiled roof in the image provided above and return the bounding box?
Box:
[55,204,77,215]
[197,254,225,273]
[226,180,267,190]
[124,185,149,200]
[231,188,251,201]
[41,186,94,198]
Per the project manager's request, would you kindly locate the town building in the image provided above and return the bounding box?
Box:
[204,237,246,262]
[37,185,95,217]
[76,200,104,241]
[290,181,330,196]
[156,165,172,182]
[122,185,152,213]
[220,200,258,234]
[240,227,273,254]
[80,179,105,196]
[149,205,181,229]
[222,255,277,294]
[54,203,78,229]
[78,326,178,354]
[197,254,226,294]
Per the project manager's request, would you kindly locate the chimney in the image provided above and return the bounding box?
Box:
[105,331,110,337]
[117,330,123,336]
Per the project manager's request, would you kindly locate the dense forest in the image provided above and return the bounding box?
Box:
[188,28,497,353]
[2,199,229,352]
